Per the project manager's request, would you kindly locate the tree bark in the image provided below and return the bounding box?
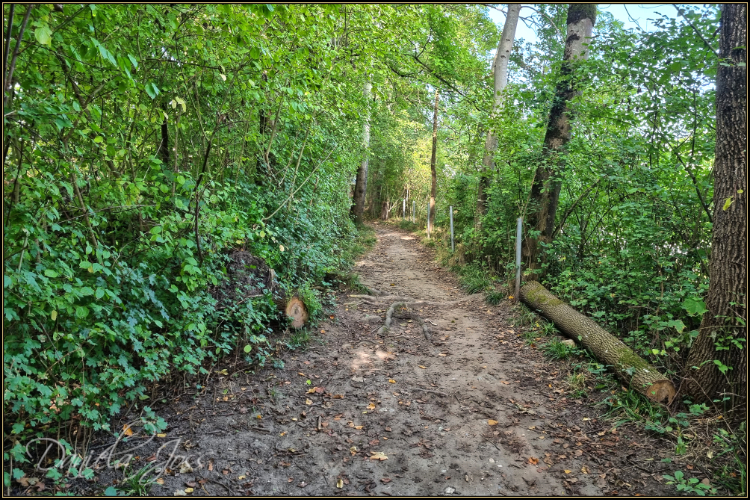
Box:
[524,4,596,279]
[521,281,675,403]
[159,102,170,166]
[685,3,746,408]
[351,76,372,223]
[477,4,521,227]
[428,89,439,236]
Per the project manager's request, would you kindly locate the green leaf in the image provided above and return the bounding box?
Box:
[722,197,733,211]
[683,298,707,316]
[44,269,59,278]
[75,306,89,319]
[35,25,52,46]
[145,82,160,99]
[244,345,252,353]
[127,54,138,69]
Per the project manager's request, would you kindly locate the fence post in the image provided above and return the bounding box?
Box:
[426,202,431,238]
[450,205,454,252]
[515,216,522,302]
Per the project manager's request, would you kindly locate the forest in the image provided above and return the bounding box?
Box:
[2,3,746,496]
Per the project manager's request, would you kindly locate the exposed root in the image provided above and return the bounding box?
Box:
[376,302,409,335]
[348,294,477,308]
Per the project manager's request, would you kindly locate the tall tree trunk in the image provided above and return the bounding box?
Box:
[159,102,170,166]
[428,89,439,236]
[524,4,596,279]
[477,4,521,227]
[685,3,746,408]
[351,76,371,223]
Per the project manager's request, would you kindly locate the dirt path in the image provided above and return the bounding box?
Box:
[119,223,671,496]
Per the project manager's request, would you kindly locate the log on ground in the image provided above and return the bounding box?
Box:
[520,281,675,404]
[276,295,309,329]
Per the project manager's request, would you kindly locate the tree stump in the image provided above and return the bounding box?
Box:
[521,281,675,404]
[213,250,309,329]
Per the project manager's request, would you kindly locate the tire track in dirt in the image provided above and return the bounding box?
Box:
[142,223,669,496]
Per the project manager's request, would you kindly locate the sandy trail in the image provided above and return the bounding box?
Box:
[133,223,668,496]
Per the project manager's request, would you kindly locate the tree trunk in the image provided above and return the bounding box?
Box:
[477,4,521,227]
[351,77,372,223]
[524,4,596,279]
[428,89,439,236]
[521,281,675,403]
[159,102,170,166]
[685,3,746,408]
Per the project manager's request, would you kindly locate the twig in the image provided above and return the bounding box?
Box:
[263,144,339,221]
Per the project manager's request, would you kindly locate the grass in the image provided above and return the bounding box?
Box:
[542,338,575,360]
[485,289,504,305]
[458,263,492,294]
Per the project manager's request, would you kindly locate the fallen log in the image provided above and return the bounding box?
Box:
[520,281,675,404]
[276,294,309,329]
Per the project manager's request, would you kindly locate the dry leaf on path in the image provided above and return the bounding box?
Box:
[122,424,134,436]
[370,451,388,461]
[488,420,499,426]
[336,478,343,488]
[388,379,396,383]
[528,457,539,465]
[305,399,313,405]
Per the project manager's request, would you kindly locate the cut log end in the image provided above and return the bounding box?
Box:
[645,380,676,405]
[285,296,309,329]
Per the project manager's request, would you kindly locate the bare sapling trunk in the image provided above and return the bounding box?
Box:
[428,89,439,236]
[685,3,746,408]
[524,4,596,279]
[477,4,521,227]
[351,76,372,223]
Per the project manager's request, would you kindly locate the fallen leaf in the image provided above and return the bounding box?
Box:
[581,466,589,474]
[157,433,167,438]
[528,457,539,465]
[438,353,447,357]
[355,426,364,430]
[298,372,305,376]
[488,420,499,426]
[208,461,213,471]
[350,446,358,456]
[388,379,396,384]
[315,387,325,393]
[238,476,246,480]
[305,399,313,405]
[367,403,376,410]
[336,478,344,488]
[564,470,572,474]
[381,478,392,484]
[156,478,165,485]
[179,462,193,474]
[501,381,509,385]
[184,488,194,494]
[385,427,392,432]
[123,424,134,436]
[418,365,426,369]
[307,388,316,394]
[174,490,187,496]
[370,451,388,461]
